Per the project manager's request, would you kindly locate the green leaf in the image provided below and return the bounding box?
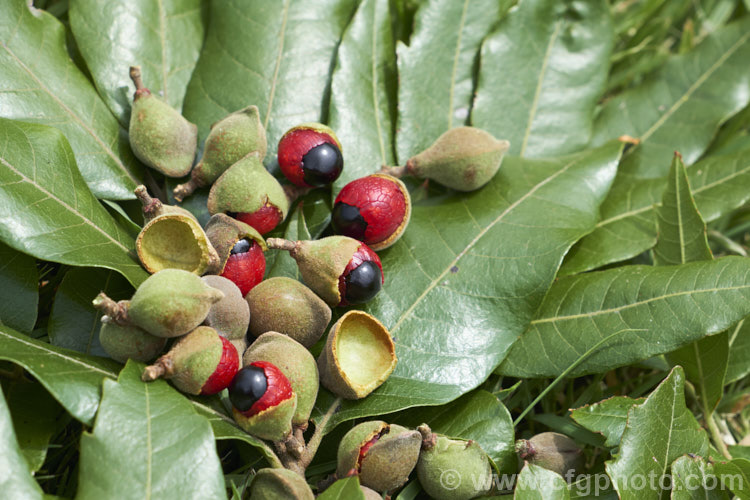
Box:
[48,268,133,357]
[570,396,645,447]
[0,119,148,288]
[0,388,43,500]
[714,458,750,500]
[472,0,613,158]
[318,477,366,500]
[69,0,207,125]
[5,381,63,473]
[0,242,38,334]
[606,367,709,500]
[514,463,570,500]
[726,319,750,384]
[183,0,359,156]
[500,257,750,377]
[395,0,509,163]
[0,324,119,425]
[398,390,515,473]
[321,142,622,429]
[562,18,750,274]
[667,334,728,413]
[77,362,225,500]
[653,154,713,265]
[329,0,397,193]
[671,455,728,500]
[0,1,143,200]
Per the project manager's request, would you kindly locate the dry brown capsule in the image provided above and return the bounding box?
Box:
[245,277,331,347]
[337,420,421,493]
[317,311,396,399]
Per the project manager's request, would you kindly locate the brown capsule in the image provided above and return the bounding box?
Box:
[317,311,396,400]
[201,275,250,340]
[516,432,584,477]
[245,277,331,348]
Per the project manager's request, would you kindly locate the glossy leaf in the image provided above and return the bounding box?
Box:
[49,268,133,357]
[77,362,225,500]
[605,367,709,500]
[0,242,38,334]
[713,458,750,500]
[514,464,570,500]
[0,1,143,200]
[0,324,119,425]
[500,257,750,377]
[668,334,728,414]
[329,0,397,194]
[182,0,359,158]
[318,477,366,500]
[570,396,644,447]
[671,455,728,500]
[0,119,148,288]
[653,154,712,265]
[0,388,43,500]
[69,0,207,124]
[726,319,750,384]
[5,381,63,473]
[395,0,508,163]
[319,142,622,429]
[472,0,612,158]
[562,18,750,274]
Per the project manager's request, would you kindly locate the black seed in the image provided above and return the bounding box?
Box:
[331,202,367,240]
[228,366,267,412]
[344,261,382,304]
[230,238,251,255]
[302,142,343,187]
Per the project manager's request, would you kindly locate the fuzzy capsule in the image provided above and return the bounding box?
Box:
[230,362,297,442]
[205,214,267,296]
[385,127,509,192]
[265,237,383,307]
[174,106,267,201]
[332,173,411,251]
[92,269,225,338]
[248,468,314,500]
[207,152,289,235]
[128,66,197,177]
[278,123,343,188]
[142,326,239,395]
[337,421,421,493]
[416,425,493,500]
[245,277,331,347]
[99,321,166,364]
[516,432,584,477]
[243,332,319,427]
[317,311,396,400]
[201,275,250,340]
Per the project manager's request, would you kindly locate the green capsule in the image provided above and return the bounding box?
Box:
[99,322,166,363]
[249,468,313,500]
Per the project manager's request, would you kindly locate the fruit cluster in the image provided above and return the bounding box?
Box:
[94,66,510,497]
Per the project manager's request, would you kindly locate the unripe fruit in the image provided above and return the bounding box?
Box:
[230,361,297,441]
[141,326,239,395]
[133,186,219,275]
[337,421,421,493]
[317,311,396,399]
[248,468,314,500]
[92,269,224,338]
[243,332,319,426]
[265,237,383,307]
[360,486,381,500]
[245,277,331,347]
[229,337,248,367]
[332,174,411,251]
[128,66,197,177]
[383,127,509,192]
[205,214,267,296]
[201,276,250,340]
[416,424,493,500]
[516,432,584,477]
[207,152,289,235]
[278,123,343,187]
[174,105,267,201]
[99,322,166,363]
